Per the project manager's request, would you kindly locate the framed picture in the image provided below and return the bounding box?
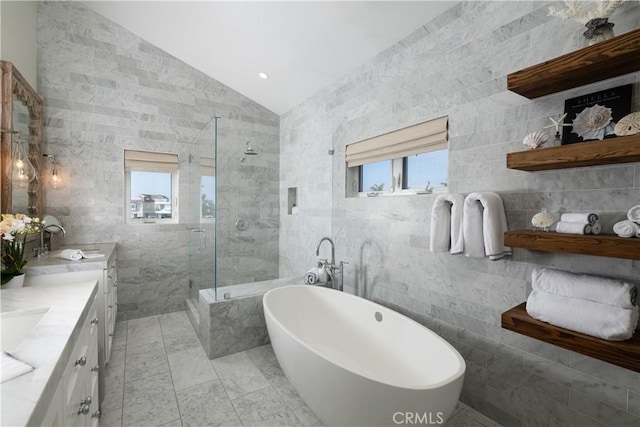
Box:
[561,84,633,145]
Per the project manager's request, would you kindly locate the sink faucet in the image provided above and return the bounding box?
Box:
[315,237,347,291]
[36,224,67,257]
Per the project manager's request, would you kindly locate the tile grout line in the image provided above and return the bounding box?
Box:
[210,358,247,426]
[158,315,184,427]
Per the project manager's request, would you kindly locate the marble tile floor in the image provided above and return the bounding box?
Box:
[100,311,501,427]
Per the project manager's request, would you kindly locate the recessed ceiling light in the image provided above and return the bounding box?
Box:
[258,72,269,80]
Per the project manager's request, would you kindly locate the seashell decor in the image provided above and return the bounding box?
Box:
[571,104,615,141]
[522,130,550,149]
[614,112,640,136]
[532,208,554,231]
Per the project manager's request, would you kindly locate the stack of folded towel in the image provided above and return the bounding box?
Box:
[555,212,601,235]
[526,267,639,341]
[613,204,640,238]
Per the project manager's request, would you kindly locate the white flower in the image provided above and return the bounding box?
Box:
[3,233,15,242]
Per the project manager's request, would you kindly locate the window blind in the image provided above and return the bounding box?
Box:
[200,157,215,176]
[345,116,448,167]
[124,150,179,173]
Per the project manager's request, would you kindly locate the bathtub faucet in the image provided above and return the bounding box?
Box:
[315,237,348,291]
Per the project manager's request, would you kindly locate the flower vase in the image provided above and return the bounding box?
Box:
[3,273,25,289]
[583,18,615,46]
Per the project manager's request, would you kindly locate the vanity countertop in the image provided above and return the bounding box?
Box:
[23,243,116,275]
[0,280,98,426]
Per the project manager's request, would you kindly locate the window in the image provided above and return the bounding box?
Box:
[403,150,448,191]
[124,150,179,223]
[346,116,448,196]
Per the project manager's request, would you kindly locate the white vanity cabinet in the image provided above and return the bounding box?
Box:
[23,243,117,408]
[41,292,100,427]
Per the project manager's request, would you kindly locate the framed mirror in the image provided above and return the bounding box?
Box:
[1,60,43,218]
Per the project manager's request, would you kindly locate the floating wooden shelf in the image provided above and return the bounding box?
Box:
[506,135,640,171]
[504,230,640,260]
[502,303,640,372]
[507,28,640,99]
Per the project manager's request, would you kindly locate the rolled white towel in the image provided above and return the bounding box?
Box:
[526,290,639,341]
[613,220,639,238]
[59,249,83,261]
[555,221,591,235]
[304,270,318,285]
[591,222,602,235]
[560,212,599,225]
[532,267,638,309]
[429,193,465,255]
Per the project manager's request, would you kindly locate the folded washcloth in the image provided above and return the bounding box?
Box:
[430,193,464,255]
[58,249,106,261]
[59,249,83,261]
[526,289,639,341]
[613,220,639,238]
[532,267,638,309]
[1,352,35,384]
[560,213,599,225]
[463,192,511,260]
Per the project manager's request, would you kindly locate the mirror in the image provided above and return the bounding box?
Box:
[1,61,43,218]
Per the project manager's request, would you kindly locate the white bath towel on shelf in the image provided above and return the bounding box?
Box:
[613,220,639,238]
[532,267,638,309]
[555,221,592,235]
[526,290,639,341]
[429,193,465,255]
[560,212,599,225]
[463,192,511,260]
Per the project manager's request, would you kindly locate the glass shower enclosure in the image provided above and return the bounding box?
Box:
[187,117,217,302]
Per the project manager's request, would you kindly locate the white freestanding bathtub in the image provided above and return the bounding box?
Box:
[263,285,466,426]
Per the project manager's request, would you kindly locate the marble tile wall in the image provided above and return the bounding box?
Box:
[280,1,640,426]
[37,1,280,319]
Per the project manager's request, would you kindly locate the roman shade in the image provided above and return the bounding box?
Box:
[200,157,215,176]
[124,150,179,173]
[345,116,448,167]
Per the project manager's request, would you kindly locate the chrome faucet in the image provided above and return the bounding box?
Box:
[36,224,67,257]
[316,237,335,266]
[315,237,347,291]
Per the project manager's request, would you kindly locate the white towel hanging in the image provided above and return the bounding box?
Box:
[429,193,464,255]
[463,192,511,260]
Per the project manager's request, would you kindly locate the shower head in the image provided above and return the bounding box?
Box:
[244,141,258,155]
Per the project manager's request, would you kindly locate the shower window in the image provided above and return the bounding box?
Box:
[124,150,179,224]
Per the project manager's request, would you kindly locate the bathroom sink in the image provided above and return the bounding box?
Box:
[0,307,50,352]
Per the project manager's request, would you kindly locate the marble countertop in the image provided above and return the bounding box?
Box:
[0,280,99,426]
[23,243,116,275]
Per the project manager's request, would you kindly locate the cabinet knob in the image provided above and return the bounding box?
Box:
[90,318,99,325]
[80,396,92,406]
[113,282,118,288]
[92,410,101,419]
[75,356,87,367]
[91,364,100,372]
[77,405,90,416]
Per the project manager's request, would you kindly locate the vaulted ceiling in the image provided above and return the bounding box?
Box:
[84,1,458,115]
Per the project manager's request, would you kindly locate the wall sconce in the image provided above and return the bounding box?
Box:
[43,153,63,189]
[9,132,37,188]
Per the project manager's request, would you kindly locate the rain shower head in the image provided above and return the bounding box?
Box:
[240,141,258,163]
[244,141,258,155]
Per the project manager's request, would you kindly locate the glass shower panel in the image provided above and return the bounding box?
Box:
[187,117,217,302]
